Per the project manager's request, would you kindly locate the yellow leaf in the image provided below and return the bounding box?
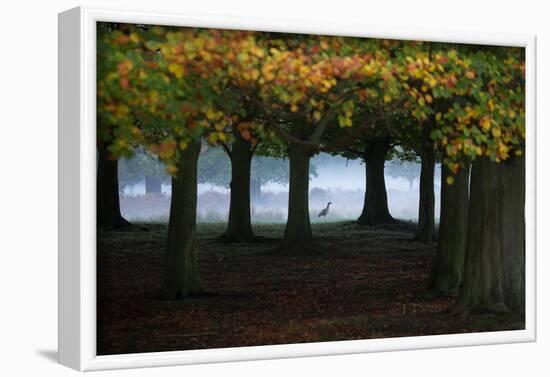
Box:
[446,176,454,185]
[166,165,178,175]
[206,108,219,120]
[480,117,491,131]
[208,133,219,144]
[130,126,141,136]
[492,128,502,138]
[313,111,322,122]
[129,32,140,44]
[168,63,184,79]
[383,95,391,103]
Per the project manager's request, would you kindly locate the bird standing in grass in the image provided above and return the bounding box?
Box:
[318,202,332,218]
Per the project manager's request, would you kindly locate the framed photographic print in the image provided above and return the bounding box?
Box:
[58,6,536,371]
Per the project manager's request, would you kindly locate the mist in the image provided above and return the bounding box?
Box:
[119,152,441,224]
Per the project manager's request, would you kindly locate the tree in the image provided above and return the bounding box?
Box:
[456,155,524,313]
[163,141,204,298]
[119,150,170,194]
[250,156,289,201]
[399,44,525,311]
[427,157,469,294]
[415,118,436,242]
[234,36,403,250]
[328,107,400,226]
[97,24,238,297]
[99,23,526,311]
[220,124,259,242]
[96,23,136,229]
[450,50,525,313]
[386,159,420,191]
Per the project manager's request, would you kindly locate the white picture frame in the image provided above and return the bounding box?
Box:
[58,5,537,371]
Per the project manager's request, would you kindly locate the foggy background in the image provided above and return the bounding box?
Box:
[119,151,441,224]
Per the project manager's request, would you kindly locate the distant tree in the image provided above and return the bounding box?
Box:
[386,159,420,191]
[119,151,170,194]
[327,107,405,226]
[197,144,317,201]
[252,156,318,201]
[197,145,231,187]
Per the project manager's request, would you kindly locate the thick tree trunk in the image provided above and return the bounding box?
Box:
[162,141,204,299]
[357,138,394,225]
[455,156,525,314]
[97,145,131,229]
[145,175,162,193]
[427,161,470,294]
[415,128,436,242]
[223,134,255,243]
[280,142,314,250]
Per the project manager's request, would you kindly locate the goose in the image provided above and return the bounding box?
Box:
[318,202,332,218]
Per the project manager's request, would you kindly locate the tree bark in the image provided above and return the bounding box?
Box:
[415,127,436,242]
[97,145,131,229]
[145,175,162,193]
[427,160,470,294]
[162,141,204,299]
[455,155,525,314]
[357,138,395,225]
[280,142,314,250]
[223,134,256,243]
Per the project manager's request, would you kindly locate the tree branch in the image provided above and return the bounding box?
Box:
[248,95,318,147]
[220,142,232,157]
[308,89,358,144]
[250,138,260,157]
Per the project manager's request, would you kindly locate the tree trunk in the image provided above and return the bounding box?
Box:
[415,127,436,242]
[280,142,314,250]
[427,161,470,294]
[455,155,525,314]
[145,175,162,193]
[97,145,131,229]
[162,141,204,299]
[357,138,394,225]
[223,134,255,243]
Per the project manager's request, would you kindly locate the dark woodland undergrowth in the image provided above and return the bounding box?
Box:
[97,221,524,355]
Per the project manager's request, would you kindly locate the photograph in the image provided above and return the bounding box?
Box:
[95,21,526,356]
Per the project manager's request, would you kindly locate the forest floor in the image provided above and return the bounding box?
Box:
[97,221,524,355]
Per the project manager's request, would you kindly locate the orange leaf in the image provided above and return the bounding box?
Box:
[240,130,251,140]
